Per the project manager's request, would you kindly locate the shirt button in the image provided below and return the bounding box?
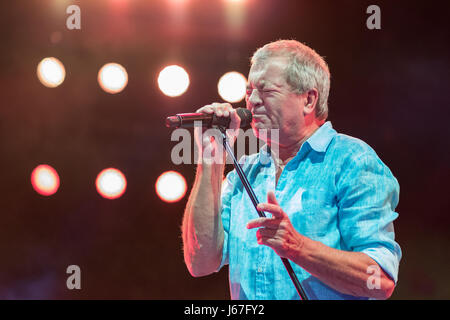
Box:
[257,267,263,273]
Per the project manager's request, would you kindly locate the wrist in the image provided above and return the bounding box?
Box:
[290,234,315,266]
[196,161,226,182]
[197,149,227,166]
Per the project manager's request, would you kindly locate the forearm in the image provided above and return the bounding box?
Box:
[292,237,395,299]
[182,162,225,277]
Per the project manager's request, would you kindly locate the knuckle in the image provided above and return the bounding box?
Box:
[198,105,212,113]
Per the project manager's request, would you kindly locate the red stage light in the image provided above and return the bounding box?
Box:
[31,164,60,196]
[96,168,127,199]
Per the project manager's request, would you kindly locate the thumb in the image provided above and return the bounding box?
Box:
[229,109,242,132]
[267,191,279,205]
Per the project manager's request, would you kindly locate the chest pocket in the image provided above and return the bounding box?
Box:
[289,188,337,238]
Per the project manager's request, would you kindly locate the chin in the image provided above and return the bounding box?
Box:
[251,123,272,143]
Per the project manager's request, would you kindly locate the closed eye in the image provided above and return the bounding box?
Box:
[246,88,277,96]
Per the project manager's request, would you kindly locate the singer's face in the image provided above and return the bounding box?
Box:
[246,57,306,143]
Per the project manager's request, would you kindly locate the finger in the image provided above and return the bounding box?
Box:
[229,108,241,131]
[202,103,232,118]
[218,103,234,117]
[256,203,285,219]
[256,235,279,248]
[246,217,278,230]
[256,227,277,239]
[196,105,214,114]
[267,190,279,206]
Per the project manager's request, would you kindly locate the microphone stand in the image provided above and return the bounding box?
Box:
[218,126,309,300]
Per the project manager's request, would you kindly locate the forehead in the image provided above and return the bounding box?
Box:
[248,57,289,88]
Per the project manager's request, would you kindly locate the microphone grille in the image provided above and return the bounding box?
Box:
[236,108,252,128]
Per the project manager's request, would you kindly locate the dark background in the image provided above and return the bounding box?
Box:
[0,0,449,299]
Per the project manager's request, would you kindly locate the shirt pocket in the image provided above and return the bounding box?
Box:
[290,188,336,238]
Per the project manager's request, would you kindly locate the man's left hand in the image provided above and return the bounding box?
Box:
[246,191,305,260]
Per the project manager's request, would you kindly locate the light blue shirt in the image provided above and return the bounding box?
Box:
[218,121,402,300]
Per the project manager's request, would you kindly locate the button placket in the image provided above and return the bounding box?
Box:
[255,246,266,299]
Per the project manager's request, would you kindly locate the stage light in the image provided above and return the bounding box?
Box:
[98,63,128,94]
[155,171,187,203]
[157,65,190,97]
[37,57,66,88]
[217,71,247,103]
[96,168,127,199]
[31,164,60,196]
[224,0,246,34]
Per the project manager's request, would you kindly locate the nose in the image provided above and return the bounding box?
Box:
[246,89,262,110]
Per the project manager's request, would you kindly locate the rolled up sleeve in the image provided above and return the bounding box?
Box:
[337,151,402,283]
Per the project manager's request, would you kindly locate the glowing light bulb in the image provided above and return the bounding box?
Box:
[217,71,247,103]
[37,57,66,88]
[31,164,60,196]
[157,65,190,97]
[96,168,127,199]
[155,171,187,203]
[98,63,128,94]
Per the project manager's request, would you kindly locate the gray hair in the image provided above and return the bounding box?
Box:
[251,40,330,121]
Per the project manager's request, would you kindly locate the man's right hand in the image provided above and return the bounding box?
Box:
[194,102,242,164]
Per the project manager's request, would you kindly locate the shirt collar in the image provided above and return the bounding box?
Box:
[258,121,336,165]
[304,121,336,153]
[259,144,273,166]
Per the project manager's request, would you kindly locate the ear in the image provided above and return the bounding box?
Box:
[303,88,319,115]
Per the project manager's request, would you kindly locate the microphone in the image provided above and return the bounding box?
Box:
[165,107,252,129]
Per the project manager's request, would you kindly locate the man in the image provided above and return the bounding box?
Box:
[181,40,401,300]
